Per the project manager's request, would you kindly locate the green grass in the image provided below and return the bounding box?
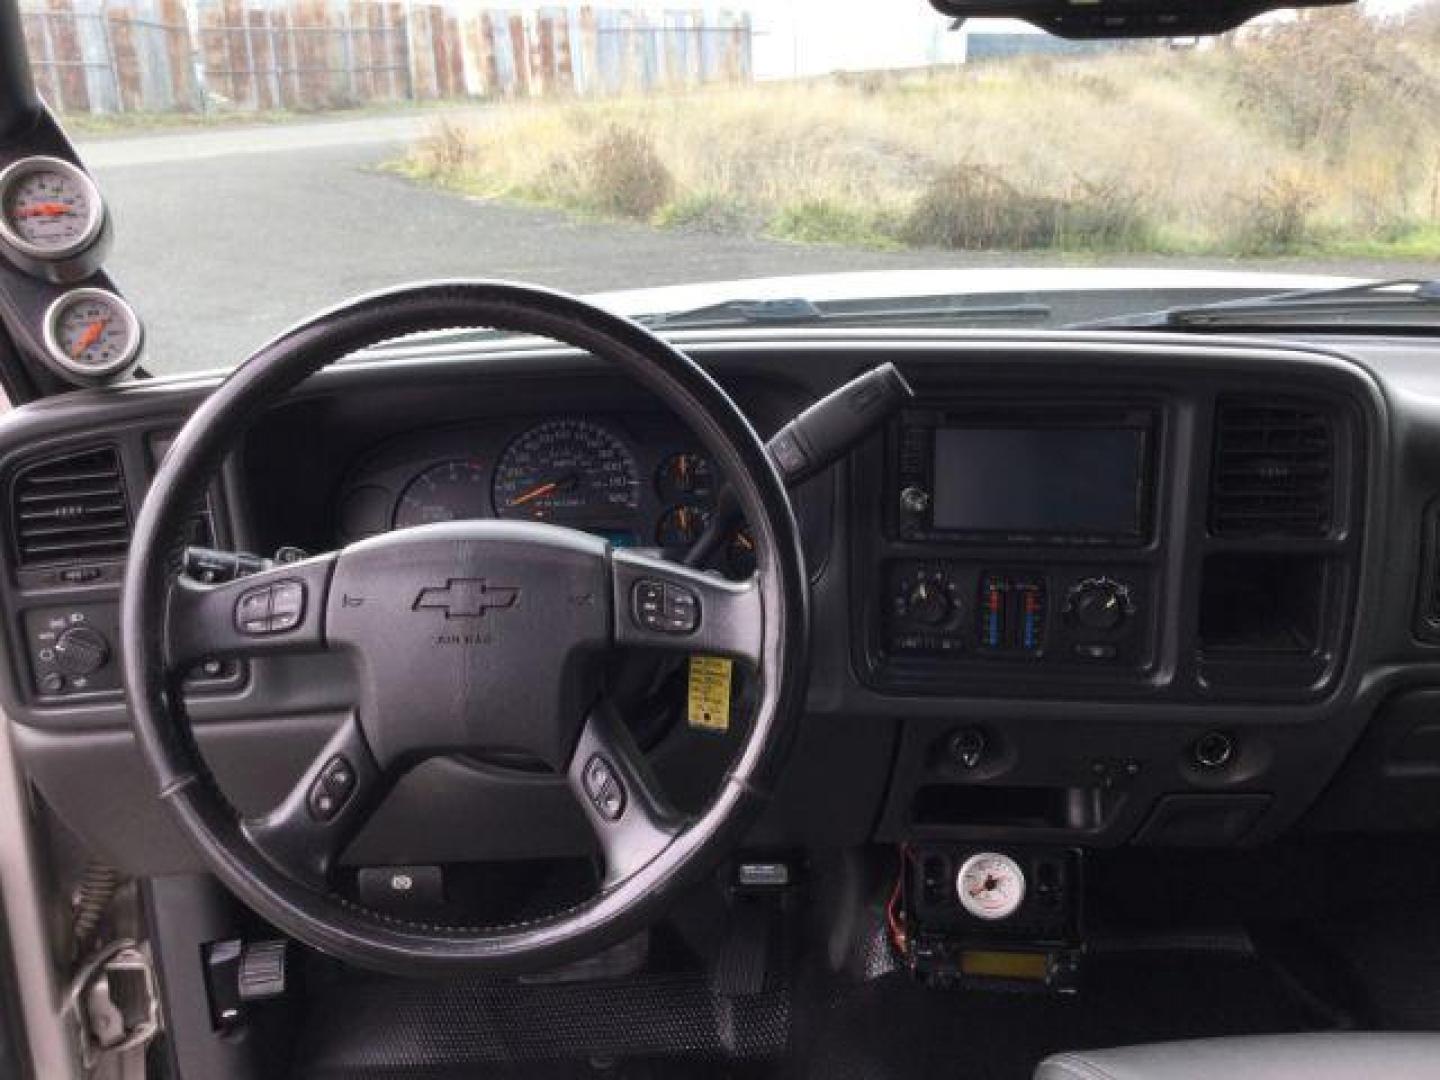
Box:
[767,201,901,249]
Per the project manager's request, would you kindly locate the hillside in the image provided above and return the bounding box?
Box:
[399,4,1440,259]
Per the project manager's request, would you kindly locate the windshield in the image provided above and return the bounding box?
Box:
[24,0,1439,374]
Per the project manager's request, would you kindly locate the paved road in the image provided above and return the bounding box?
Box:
[78,114,1426,375]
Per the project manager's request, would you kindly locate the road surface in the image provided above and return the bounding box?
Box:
[77,113,1424,375]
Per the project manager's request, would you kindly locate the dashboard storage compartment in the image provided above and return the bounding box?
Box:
[1197,553,1343,694]
[1199,553,1328,655]
[911,784,1100,830]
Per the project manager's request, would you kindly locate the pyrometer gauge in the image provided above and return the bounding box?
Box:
[956,852,1026,921]
[0,156,108,280]
[42,289,142,383]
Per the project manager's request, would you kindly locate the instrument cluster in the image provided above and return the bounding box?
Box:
[335,416,756,577]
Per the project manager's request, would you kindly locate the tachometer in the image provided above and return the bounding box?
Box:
[0,156,103,261]
[493,420,639,522]
[394,461,489,528]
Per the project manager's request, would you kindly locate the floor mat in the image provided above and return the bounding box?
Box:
[294,970,789,1078]
[796,951,1323,1080]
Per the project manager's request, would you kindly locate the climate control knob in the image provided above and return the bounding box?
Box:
[906,580,952,625]
[53,625,110,676]
[894,566,960,627]
[1067,578,1132,632]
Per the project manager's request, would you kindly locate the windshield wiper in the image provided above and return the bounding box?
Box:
[639,295,1052,331]
[1072,278,1440,330]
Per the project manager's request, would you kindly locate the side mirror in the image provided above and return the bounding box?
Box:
[929,0,1355,39]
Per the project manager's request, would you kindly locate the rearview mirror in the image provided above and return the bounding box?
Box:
[930,0,1355,38]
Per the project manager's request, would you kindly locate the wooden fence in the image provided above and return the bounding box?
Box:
[21,0,753,113]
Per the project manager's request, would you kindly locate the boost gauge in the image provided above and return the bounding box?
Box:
[0,156,104,263]
[42,288,142,381]
[956,852,1026,921]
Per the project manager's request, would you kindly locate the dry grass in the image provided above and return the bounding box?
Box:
[398,3,1440,257]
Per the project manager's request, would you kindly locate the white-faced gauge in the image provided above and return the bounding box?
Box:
[42,288,142,380]
[956,852,1026,921]
[0,156,104,262]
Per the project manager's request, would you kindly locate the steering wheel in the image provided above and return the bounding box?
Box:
[120,282,809,976]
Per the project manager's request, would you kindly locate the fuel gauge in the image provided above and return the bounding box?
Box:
[656,452,715,503]
[43,288,142,380]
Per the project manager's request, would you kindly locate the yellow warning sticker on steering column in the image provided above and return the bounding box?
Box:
[687,656,733,733]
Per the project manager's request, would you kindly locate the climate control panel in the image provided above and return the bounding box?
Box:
[883,560,1150,672]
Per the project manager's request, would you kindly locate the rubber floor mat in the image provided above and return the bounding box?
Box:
[295,971,790,1077]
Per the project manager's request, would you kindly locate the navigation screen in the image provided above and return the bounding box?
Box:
[931,427,1144,536]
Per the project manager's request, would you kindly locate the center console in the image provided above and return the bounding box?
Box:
[857,398,1166,695]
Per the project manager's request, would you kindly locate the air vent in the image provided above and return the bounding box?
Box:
[10,446,130,566]
[1416,501,1440,641]
[1210,400,1334,537]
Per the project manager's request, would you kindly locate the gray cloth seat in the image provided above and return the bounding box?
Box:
[1035,1033,1440,1079]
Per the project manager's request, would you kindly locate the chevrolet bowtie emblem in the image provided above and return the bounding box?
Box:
[413,578,520,619]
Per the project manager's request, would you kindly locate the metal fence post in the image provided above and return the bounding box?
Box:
[96,0,122,113]
[402,0,416,99]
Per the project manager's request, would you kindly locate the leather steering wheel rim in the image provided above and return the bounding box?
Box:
[120,281,810,976]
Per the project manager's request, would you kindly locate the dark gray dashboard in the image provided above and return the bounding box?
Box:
[3,330,1440,877]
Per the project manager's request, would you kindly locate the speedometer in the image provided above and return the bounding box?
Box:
[493,420,640,523]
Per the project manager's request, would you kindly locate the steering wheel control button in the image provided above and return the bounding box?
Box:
[583,754,626,821]
[320,754,356,800]
[236,586,271,634]
[634,578,700,635]
[269,581,306,632]
[234,580,307,635]
[634,579,665,630]
[307,780,340,822]
[306,754,359,822]
[663,583,700,633]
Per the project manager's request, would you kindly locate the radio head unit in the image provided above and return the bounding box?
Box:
[893,406,1156,546]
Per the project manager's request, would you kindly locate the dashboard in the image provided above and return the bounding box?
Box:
[2,329,1440,880]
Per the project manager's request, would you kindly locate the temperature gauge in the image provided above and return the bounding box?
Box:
[42,288,141,380]
[656,504,711,547]
[0,156,103,261]
[956,852,1026,921]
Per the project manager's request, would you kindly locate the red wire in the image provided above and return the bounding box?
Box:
[885,844,910,960]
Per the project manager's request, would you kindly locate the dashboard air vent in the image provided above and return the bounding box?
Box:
[1210,400,1334,537]
[1417,501,1440,642]
[10,445,130,566]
